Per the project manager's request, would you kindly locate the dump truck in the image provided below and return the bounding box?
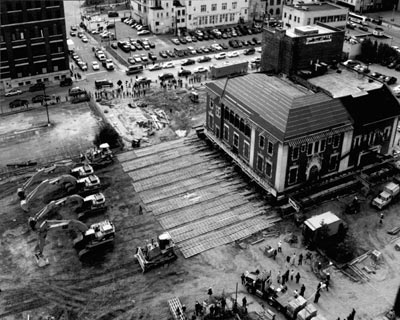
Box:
[209,61,248,79]
[372,182,400,209]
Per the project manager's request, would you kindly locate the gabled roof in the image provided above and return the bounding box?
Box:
[340,85,400,126]
[206,73,351,142]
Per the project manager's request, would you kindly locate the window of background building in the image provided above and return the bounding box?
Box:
[224,125,229,140]
[333,135,340,148]
[268,142,273,155]
[329,154,338,171]
[216,106,221,118]
[301,143,306,152]
[209,114,214,128]
[292,147,299,161]
[244,9,247,14]
[201,5,206,12]
[156,21,160,25]
[277,0,281,4]
[307,142,313,155]
[314,141,319,154]
[222,3,227,10]
[320,139,326,152]
[276,8,280,15]
[232,2,237,9]
[230,13,235,21]
[216,125,220,138]
[243,141,250,159]
[307,18,311,25]
[212,4,217,11]
[327,136,332,144]
[257,154,264,171]
[245,125,251,137]
[182,9,185,14]
[270,0,274,5]
[259,136,265,149]
[233,132,239,148]
[288,166,298,184]
[265,161,272,177]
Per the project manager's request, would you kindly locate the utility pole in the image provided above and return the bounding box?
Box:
[42,85,50,126]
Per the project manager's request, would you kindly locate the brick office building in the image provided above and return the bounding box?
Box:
[204,72,400,198]
[0,0,70,90]
[261,24,345,75]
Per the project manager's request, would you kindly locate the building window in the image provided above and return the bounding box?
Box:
[384,126,391,139]
[188,14,191,20]
[209,114,214,128]
[212,4,217,11]
[243,141,250,160]
[244,9,247,14]
[239,118,245,132]
[224,124,229,141]
[333,135,340,148]
[222,3,227,10]
[201,5,206,12]
[354,135,361,147]
[329,154,338,171]
[268,142,273,155]
[288,166,298,184]
[301,143,306,153]
[327,136,332,144]
[276,8,280,15]
[277,0,281,4]
[234,115,240,128]
[307,143,313,155]
[270,0,274,5]
[216,106,221,118]
[307,18,311,25]
[230,13,235,21]
[257,154,264,171]
[265,161,272,177]
[188,0,191,5]
[245,125,251,137]
[233,132,239,148]
[292,147,299,161]
[314,141,319,154]
[232,2,237,9]
[320,139,326,152]
[259,136,265,149]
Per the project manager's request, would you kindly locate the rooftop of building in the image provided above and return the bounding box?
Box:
[206,73,351,141]
[286,24,335,37]
[304,211,341,231]
[308,68,382,98]
[285,2,346,12]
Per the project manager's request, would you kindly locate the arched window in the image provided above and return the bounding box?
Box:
[269,8,274,15]
[276,8,280,15]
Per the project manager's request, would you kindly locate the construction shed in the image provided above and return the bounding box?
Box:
[302,211,344,242]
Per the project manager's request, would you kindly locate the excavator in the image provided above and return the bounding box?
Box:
[17,163,94,200]
[34,219,115,266]
[28,193,107,230]
[21,174,101,212]
[80,143,113,168]
[134,232,177,273]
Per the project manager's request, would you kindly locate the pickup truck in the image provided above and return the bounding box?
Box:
[372,182,400,209]
[102,59,114,71]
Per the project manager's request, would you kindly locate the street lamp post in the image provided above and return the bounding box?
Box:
[42,85,50,126]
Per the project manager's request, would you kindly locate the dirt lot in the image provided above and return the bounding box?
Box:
[0,90,399,320]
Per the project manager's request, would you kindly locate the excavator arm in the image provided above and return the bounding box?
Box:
[35,219,89,258]
[28,194,86,230]
[21,174,78,212]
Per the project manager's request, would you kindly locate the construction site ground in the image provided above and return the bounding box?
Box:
[0,89,399,320]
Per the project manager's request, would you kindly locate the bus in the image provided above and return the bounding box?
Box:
[126,64,144,75]
[348,12,368,25]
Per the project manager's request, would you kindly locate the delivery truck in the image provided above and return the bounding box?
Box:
[372,182,400,209]
[209,61,248,79]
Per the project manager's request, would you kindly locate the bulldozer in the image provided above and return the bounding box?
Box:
[34,219,115,266]
[135,232,177,273]
[21,174,101,212]
[17,162,94,200]
[80,143,113,168]
[28,193,107,230]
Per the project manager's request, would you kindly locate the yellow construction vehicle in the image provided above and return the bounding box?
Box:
[21,174,101,212]
[34,219,115,266]
[28,193,107,230]
[80,143,113,168]
[135,232,177,273]
[17,163,94,199]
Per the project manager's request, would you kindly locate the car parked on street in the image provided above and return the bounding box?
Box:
[92,61,100,70]
[159,73,175,81]
[32,95,51,103]
[215,53,226,60]
[5,88,23,97]
[171,38,180,45]
[29,83,45,92]
[181,59,195,66]
[194,66,207,73]
[159,51,168,58]
[198,56,211,63]
[149,63,163,71]
[9,99,28,109]
[163,62,175,68]
[178,69,192,77]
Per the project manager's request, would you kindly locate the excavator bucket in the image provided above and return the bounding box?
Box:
[34,253,50,268]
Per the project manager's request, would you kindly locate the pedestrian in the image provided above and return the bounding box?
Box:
[278,240,282,252]
[195,301,201,316]
[242,296,247,308]
[317,261,322,271]
[277,271,281,284]
[326,272,330,282]
[176,307,181,316]
[291,253,296,266]
[298,253,303,265]
[208,287,213,296]
[300,284,306,297]
[379,213,384,225]
[290,269,295,281]
[210,305,215,316]
[317,282,322,292]
[241,273,245,284]
[314,290,321,303]
[182,305,186,313]
[282,274,286,286]
[351,308,356,319]
[295,272,301,284]
[325,279,330,291]
[286,255,291,263]
[273,249,277,260]
[284,270,290,282]
[221,297,226,312]
[139,205,143,215]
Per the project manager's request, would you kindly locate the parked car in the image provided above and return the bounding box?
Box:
[111,42,118,49]
[140,54,149,62]
[158,73,175,81]
[386,76,397,85]
[181,59,195,66]
[163,61,175,68]
[159,51,168,58]
[81,37,88,43]
[5,88,23,97]
[220,43,228,50]
[148,52,157,61]
[78,61,88,71]
[94,80,113,90]
[132,54,142,63]
[243,48,255,55]
[148,40,156,48]
[228,51,239,58]
[128,57,136,65]
[215,53,226,60]
[32,95,51,103]
[9,99,28,109]
[252,37,261,44]
[178,69,192,77]
[29,82,45,92]
[198,56,211,63]
[92,61,100,70]
[171,38,180,45]
[138,30,151,35]
[166,50,175,58]
[69,87,86,96]
[70,31,77,37]
[60,78,73,87]
[194,66,207,73]
[108,11,119,17]
[149,63,163,71]
[179,37,187,44]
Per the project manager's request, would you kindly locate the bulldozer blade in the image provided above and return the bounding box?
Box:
[35,254,50,268]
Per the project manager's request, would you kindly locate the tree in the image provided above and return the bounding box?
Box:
[360,38,376,63]
[94,123,121,148]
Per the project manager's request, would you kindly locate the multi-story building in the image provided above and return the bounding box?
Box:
[203,71,400,198]
[0,0,70,90]
[261,24,345,75]
[131,0,265,34]
[332,0,386,13]
[265,0,284,19]
[282,2,348,29]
